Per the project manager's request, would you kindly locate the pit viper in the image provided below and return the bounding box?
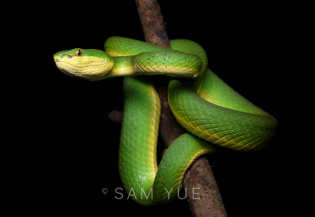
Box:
[53,36,277,205]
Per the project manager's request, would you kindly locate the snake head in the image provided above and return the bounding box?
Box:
[53,48,114,81]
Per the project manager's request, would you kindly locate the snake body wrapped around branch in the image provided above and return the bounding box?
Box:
[53,36,277,205]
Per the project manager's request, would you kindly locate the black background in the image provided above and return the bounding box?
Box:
[8,1,313,216]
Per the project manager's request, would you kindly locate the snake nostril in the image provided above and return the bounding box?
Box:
[68,55,73,59]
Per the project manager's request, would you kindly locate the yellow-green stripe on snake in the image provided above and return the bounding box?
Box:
[53,36,277,205]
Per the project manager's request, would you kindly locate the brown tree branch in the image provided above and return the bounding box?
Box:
[134,0,170,47]
[135,1,228,216]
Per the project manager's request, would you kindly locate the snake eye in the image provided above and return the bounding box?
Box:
[75,49,83,57]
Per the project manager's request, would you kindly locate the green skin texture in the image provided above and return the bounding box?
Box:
[53,37,278,206]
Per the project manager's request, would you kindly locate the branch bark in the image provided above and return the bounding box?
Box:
[109,0,227,216]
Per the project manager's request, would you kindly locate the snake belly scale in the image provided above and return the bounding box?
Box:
[53,36,277,205]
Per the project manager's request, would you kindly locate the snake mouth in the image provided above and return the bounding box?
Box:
[57,65,71,76]
[54,61,74,76]
[55,62,90,80]
[58,67,79,79]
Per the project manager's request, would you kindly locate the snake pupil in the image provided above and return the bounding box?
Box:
[76,49,82,56]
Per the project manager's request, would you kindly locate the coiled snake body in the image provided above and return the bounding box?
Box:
[53,36,277,205]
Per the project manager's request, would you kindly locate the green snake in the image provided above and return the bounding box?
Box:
[53,36,277,206]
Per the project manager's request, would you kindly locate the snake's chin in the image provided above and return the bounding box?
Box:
[55,64,97,81]
[59,68,73,77]
[55,62,77,79]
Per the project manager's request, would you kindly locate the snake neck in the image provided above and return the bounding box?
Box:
[105,56,137,78]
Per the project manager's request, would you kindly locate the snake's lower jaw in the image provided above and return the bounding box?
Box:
[54,60,80,79]
[54,60,107,81]
[56,64,78,79]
